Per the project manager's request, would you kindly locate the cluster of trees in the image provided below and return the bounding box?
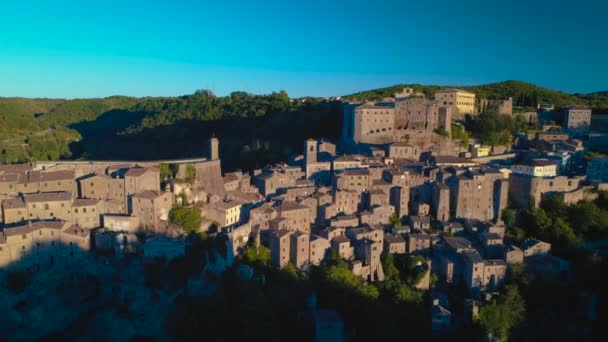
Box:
[169,207,202,234]
[505,192,608,250]
[123,91,292,134]
[167,237,431,341]
[464,112,537,146]
[451,124,470,147]
[477,285,526,341]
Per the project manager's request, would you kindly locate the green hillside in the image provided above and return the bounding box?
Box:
[343,80,606,110]
[1,80,606,167]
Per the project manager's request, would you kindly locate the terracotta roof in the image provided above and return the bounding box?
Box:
[28,170,75,183]
[2,197,26,209]
[211,199,243,211]
[0,173,20,183]
[0,164,32,173]
[342,169,369,176]
[384,233,405,244]
[24,191,71,203]
[124,167,152,177]
[273,229,293,238]
[133,190,166,200]
[72,198,101,207]
[280,201,309,212]
[62,224,90,238]
[332,235,350,243]
[2,220,66,237]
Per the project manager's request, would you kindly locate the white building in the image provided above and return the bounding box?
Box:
[511,159,557,177]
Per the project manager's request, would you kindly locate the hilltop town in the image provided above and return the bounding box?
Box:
[1,86,607,340]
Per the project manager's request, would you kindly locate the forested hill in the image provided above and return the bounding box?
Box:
[1,80,607,168]
[0,91,342,170]
[343,80,608,111]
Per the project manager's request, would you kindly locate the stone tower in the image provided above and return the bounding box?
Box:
[305,138,317,165]
[209,136,219,161]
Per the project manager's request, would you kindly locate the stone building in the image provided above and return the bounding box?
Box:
[408,231,431,254]
[477,97,513,115]
[504,245,524,264]
[204,199,243,230]
[131,190,173,231]
[71,198,102,229]
[352,238,384,281]
[394,98,440,131]
[463,251,506,294]
[508,174,585,208]
[0,220,90,271]
[331,235,354,260]
[434,89,476,119]
[344,96,453,145]
[432,182,450,222]
[253,169,297,197]
[521,238,551,258]
[304,139,332,186]
[334,169,370,193]
[388,142,420,160]
[1,197,27,224]
[359,204,395,226]
[384,233,406,254]
[290,231,310,268]
[23,192,73,223]
[332,155,363,171]
[511,159,557,177]
[16,170,76,196]
[389,186,409,218]
[79,174,126,213]
[276,201,313,233]
[270,229,292,268]
[124,167,161,211]
[447,168,508,221]
[563,106,592,138]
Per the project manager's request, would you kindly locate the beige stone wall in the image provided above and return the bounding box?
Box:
[79,176,125,205]
[26,199,72,222]
[270,230,292,268]
[290,233,310,268]
[309,236,330,266]
[72,204,101,229]
[0,223,89,270]
[132,191,173,230]
[279,206,312,233]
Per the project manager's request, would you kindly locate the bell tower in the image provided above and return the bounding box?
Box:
[209,135,219,161]
[305,138,317,165]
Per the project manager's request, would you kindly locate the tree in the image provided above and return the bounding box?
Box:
[478,285,525,341]
[184,165,196,184]
[159,163,172,180]
[501,208,516,228]
[169,207,202,233]
[389,212,402,228]
[239,243,271,267]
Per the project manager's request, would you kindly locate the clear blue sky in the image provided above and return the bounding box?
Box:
[0,0,606,98]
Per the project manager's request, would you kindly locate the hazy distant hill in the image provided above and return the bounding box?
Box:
[1,80,607,168]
